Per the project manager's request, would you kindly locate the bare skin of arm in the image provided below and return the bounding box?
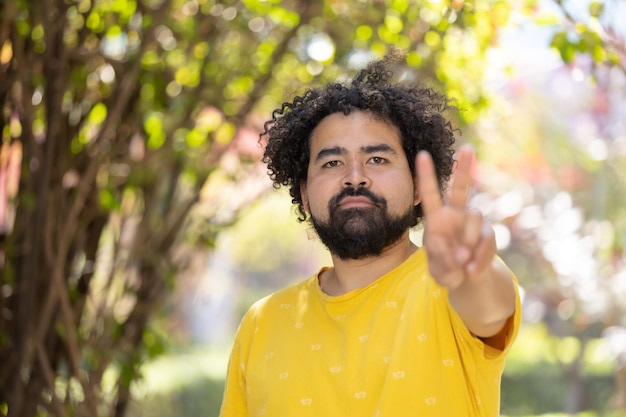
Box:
[416,146,516,346]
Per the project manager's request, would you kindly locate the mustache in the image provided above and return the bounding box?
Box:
[329,187,385,211]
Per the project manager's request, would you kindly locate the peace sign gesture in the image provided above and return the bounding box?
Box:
[416,145,496,290]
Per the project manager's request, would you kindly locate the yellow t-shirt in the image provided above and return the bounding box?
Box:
[220,248,521,417]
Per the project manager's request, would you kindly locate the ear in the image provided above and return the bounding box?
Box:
[412,153,422,207]
[413,181,421,207]
[412,163,421,207]
[300,180,310,213]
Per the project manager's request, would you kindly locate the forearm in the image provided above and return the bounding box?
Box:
[447,257,516,338]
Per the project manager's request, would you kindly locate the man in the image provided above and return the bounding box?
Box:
[219,51,521,417]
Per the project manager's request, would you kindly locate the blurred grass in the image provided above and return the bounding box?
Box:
[127,347,230,417]
[501,324,617,416]
[503,414,626,417]
[506,324,614,374]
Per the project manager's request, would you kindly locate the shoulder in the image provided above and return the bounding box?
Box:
[240,274,319,325]
[232,275,319,346]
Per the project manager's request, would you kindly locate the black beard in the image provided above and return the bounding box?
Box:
[310,188,416,260]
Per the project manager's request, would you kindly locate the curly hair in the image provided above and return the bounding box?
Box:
[261,51,457,223]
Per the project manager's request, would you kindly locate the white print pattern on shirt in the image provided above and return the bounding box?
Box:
[301,398,312,406]
[417,333,428,342]
[425,397,437,405]
[443,359,454,367]
[358,334,369,342]
[311,344,322,350]
[355,392,367,399]
[392,371,405,379]
[455,327,465,342]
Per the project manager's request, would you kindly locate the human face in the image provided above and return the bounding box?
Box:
[301,110,421,259]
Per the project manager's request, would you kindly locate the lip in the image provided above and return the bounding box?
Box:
[338,196,376,208]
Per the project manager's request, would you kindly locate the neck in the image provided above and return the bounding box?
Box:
[320,232,417,296]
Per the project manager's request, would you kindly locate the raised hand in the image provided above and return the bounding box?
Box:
[416,145,497,290]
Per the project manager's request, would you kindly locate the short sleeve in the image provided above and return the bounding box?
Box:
[445,258,522,361]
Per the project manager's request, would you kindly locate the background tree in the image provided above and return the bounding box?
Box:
[473,0,626,413]
[0,1,515,416]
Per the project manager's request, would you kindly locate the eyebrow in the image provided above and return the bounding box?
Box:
[314,143,398,162]
[361,144,397,155]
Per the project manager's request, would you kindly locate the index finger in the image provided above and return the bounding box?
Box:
[416,150,444,217]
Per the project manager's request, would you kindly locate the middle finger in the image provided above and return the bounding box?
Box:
[449,145,474,210]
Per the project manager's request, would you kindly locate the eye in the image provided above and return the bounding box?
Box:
[322,160,341,168]
[369,156,387,165]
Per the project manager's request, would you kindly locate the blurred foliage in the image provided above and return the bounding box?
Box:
[502,326,616,415]
[470,0,626,403]
[544,0,624,69]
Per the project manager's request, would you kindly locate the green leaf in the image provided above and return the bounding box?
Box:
[391,0,409,14]
[588,1,604,17]
[356,25,373,41]
[550,31,577,63]
[88,103,108,124]
[147,131,166,150]
[99,189,121,211]
[384,15,404,34]
[31,24,44,41]
[144,112,163,136]
[86,12,104,33]
[215,122,235,144]
[186,128,206,148]
[490,1,511,27]
[143,329,166,359]
[534,11,559,25]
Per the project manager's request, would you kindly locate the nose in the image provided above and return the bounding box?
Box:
[342,161,371,188]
